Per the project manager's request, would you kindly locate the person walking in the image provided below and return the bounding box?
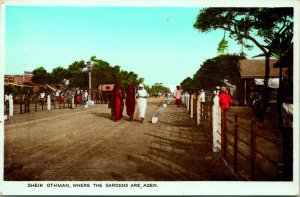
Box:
[83,90,88,106]
[136,83,148,123]
[219,86,233,114]
[175,85,182,107]
[24,90,31,113]
[59,92,64,109]
[111,83,122,121]
[125,82,136,121]
[40,90,45,110]
[5,93,9,115]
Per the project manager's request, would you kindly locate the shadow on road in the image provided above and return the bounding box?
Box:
[91,112,111,120]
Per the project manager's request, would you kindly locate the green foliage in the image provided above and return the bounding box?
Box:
[181,54,244,91]
[217,38,228,53]
[31,56,143,90]
[194,8,293,56]
[147,83,170,94]
[51,67,68,84]
[32,67,50,85]
[180,77,194,92]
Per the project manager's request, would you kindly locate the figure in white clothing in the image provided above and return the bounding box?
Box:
[5,93,9,114]
[136,84,149,123]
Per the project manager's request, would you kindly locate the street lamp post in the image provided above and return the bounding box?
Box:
[86,61,93,102]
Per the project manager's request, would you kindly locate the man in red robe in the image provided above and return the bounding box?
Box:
[126,82,136,121]
[112,83,122,121]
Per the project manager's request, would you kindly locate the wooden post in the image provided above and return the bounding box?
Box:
[197,95,200,125]
[186,94,190,111]
[34,95,37,111]
[209,103,213,140]
[223,110,228,158]
[20,96,23,114]
[234,114,239,174]
[251,113,257,180]
[221,110,226,158]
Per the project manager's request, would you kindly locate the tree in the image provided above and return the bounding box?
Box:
[51,67,68,84]
[194,8,293,118]
[32,67,50,85]
[193,54,243,90]
[67,60,87,88]
[180,77,194,92]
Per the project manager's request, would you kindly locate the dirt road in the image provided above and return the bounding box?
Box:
[4,97,237,181]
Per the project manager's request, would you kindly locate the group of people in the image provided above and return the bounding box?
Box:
[110,83,149,123]
[175,84,233,112]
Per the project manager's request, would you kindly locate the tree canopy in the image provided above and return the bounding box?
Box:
[194,8,293,119]
[181,54,244,92]
[31,56,144,90]
[32,67,50,85]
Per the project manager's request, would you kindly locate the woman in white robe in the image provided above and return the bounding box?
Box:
[136,84,148,122]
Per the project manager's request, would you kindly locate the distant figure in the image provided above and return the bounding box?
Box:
[126,82,136,121]
[200,89,205,103]
[83,90,88,105]
[75,91,80,106]
[59,92,64,108]
[219,86,233,113]
[5,93,9,114]
[136,83,149,123]
[175,85,182,107]
[40,91,46,110]
[111,83,122,121]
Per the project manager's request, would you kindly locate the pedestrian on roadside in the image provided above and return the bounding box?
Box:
[40,90,46,110]
[59,92,64,109]
[136,83,149,123]
[24,90,31,113]
[125,82,136,121]
[83,90,88,106]
[111,83,122,121]
[219,86,233,115]
[120,88,125,119]
[5,92,9,114]
[175,85,182,107]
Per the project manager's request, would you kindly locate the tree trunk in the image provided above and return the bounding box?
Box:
[259,54,271,120]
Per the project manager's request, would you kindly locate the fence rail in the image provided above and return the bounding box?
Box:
[182,93,285,181]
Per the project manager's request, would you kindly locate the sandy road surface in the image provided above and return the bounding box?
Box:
[4,97,237,181]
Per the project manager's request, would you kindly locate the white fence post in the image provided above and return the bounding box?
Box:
[197,95,200,125]
[187,94,190,111]
[190,94,194,118]
[9,94,14,117]
[213,95,221,152]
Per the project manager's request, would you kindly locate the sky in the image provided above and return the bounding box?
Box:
[5,6,263,90]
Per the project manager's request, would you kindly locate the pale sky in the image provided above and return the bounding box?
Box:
[5,6,263,90]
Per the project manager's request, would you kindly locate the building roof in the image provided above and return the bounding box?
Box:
[238,59,287,79]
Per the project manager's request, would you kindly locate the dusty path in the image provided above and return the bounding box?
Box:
[4,97,237,181]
